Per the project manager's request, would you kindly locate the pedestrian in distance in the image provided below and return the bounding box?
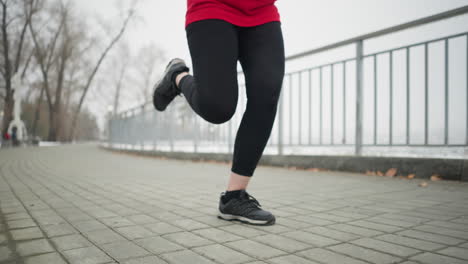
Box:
[153,0,284,226]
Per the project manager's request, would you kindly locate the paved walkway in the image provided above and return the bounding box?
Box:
[0,144,468,264]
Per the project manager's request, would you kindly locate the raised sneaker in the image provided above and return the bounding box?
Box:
[152,58,189,111]
[218,190,275,226]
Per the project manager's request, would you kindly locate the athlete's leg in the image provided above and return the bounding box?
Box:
[178,19,239,124]
[232,22,285,177]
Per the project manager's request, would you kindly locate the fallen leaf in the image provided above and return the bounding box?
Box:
[407,174,416,179]
[385,168,398,177]
[307,168,321,172]
[419,181,428,187]
[377,171,384,176]
[430,174,442,181]
[365,170,376,176]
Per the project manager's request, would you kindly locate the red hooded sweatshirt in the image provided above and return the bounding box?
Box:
[186,0,280,27]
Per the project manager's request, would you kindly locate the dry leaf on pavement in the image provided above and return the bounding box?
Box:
[407,174,416,179]
[385,168,398,177]
[419,181,428,187]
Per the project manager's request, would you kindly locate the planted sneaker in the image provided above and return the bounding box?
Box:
[218,190,275,226]
[153,58,189,111]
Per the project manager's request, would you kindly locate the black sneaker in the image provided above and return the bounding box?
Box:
[218,190,275,226]
[153,58,189,111]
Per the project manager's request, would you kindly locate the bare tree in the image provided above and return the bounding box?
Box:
[29,1,80,141]
[0,0,37,136]
[69,2,138,140]
[132,43,165,105]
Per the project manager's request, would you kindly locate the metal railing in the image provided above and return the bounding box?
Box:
[108,6,468,159]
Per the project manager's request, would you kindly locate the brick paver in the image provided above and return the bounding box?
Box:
[0,144,468,264]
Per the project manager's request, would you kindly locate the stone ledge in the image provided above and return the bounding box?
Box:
[101,146,466,181]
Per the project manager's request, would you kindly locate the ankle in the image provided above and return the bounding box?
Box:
[175,72,189,88]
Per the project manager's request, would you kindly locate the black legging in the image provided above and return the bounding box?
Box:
[179,19,285,177]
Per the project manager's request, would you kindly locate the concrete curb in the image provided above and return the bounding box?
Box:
[101,146,467,181]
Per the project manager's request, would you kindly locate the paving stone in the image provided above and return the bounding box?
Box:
[410,252,468,264]
[192,244,253,264]
[224,239,286,260]
[72,220,108,232]
[277,218,313,229]
[115,225,154,240]
[41,223,77,237]
[375,234,445,251]
[100,241,150,261]
[288,215,335,226]
[16,239,54,257]
[327,223,383,237]
[460,242,468,248]
[365,216,416,228]
[220,224,267,238]
[397,229,464,245]
[414,224,468,240]
[135,236,184,254]
[328,243,401,264]
[0,233,6,244]
[126,215,158,225]
[351,237,420,257]
[24,252,67,264]
[171,219,210,231]
[437,247,468,260]
[426,220,468,231]
[307,213,354,223]
[0,246,13,262]
[348,220,403,233]
[250,223,292,234]
[252,234,311,253]
[144,222,182,235]
[83,228,126,245]
[63,246,113,264]
[163,231,214,248]
[100,216,135,228]
[160,249,215,264]
[268,254,319,264]
[121,256,168,264]
[304,226,360,242]
[5,212,30,221]
[192,216,235,227]
[282,231,340,247]
[10,227,43,240]
[51,234,93,251]
[297,248,367,264]
[192,228,243,243]
[7,219,36,229]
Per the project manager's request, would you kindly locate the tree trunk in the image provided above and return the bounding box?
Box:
[1,90,13,136]
[32,85,44,138]
[47,108,57,141]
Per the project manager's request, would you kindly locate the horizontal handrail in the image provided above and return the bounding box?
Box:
[285,5,468,61]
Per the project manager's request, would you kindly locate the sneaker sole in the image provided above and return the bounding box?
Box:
[217,213,275,226]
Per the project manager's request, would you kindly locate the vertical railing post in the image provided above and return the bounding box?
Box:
[153,110,157,151]
[108,115,112,148]
[194,113,199,153]
[278,83,284,155]
[228,120,233,153]
[170,107,174,152]
[355,40,364,156]
[141,105,145,151]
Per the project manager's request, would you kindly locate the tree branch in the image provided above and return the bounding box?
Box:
[70,5,136,139]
